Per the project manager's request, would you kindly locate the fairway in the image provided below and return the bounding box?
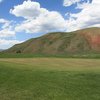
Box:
[0,58,100,100]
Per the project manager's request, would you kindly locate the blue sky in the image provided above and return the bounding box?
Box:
[0,0,100,49]
[0,0,78,19]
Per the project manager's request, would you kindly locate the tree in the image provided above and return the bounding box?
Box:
[16,50,21,53]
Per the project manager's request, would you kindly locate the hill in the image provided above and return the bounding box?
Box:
[4,27,100,54]
[0,49,4,52]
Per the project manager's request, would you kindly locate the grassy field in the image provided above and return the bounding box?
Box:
[0,58,100,100]
[0,53,100,58]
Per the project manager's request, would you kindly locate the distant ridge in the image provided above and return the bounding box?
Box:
[4,27,100,54]
[0,49,4,52]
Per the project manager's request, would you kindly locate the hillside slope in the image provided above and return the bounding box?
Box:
[4,27,100,54]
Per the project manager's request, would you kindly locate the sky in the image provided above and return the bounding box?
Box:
[0,0,100,49]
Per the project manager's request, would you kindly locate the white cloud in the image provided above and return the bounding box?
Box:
[0,19,8,23]
[0,29,15,38]
[11,0,100,34]
[63,0,81,7]
[63,0,91,7]
[15,11,67,33]
[64,0,100,31]
[0,18,11,29]
[93,0,100,4]
[0,18,16,38]
[10,0,48,19]
[0,18,20,49]
[10,0,67,34]
[0,39,22,49]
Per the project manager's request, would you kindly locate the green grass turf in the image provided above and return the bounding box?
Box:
[0,53,100,58]
[0,58,100,100]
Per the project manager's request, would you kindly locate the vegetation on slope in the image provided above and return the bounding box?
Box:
[3,27,100,55]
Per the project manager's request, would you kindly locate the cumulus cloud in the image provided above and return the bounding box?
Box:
[0,18,11,29]
[0,29,15,38]
[0,19,8,23]
[10,0,48,19]
[0,39,22,49]
[0,18,15,38]
[10,0,67,34]
[11,0,100,33]
[15,11,67,33]
[64,0,100,31]
[0,18,21,49]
